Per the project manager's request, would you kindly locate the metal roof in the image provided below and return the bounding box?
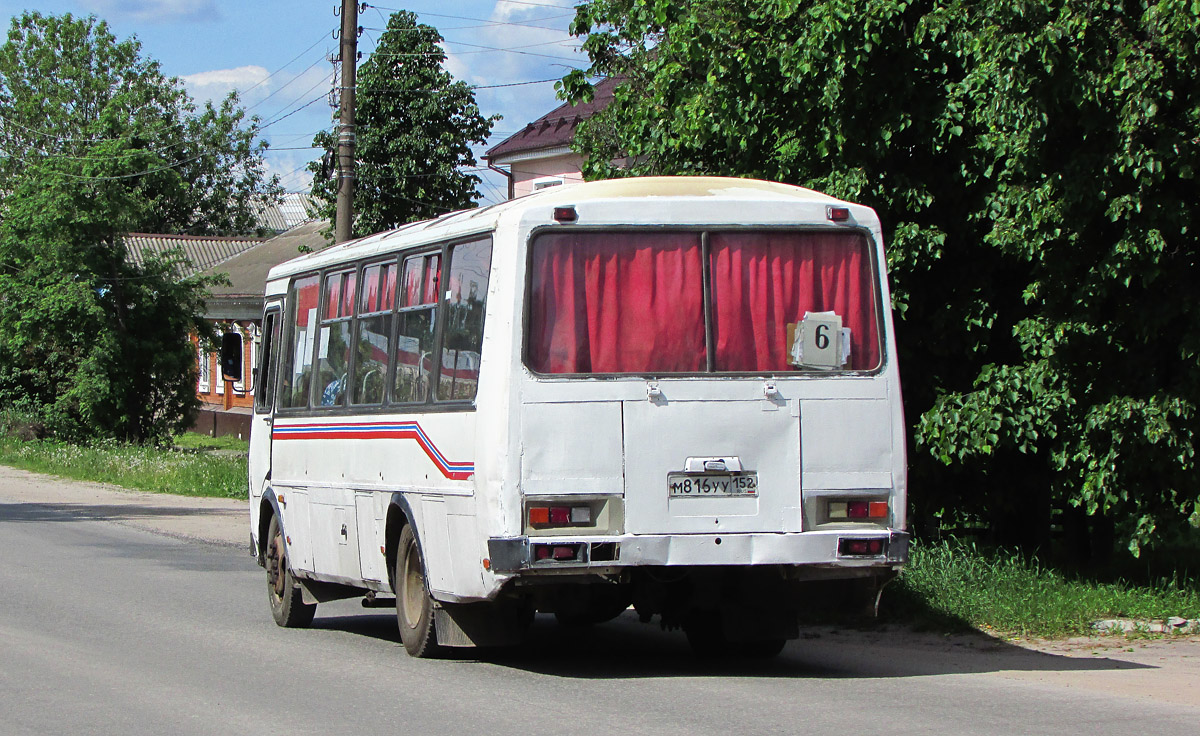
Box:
[199,221,334,320]
[124,233,266,277]
[255,192,320,234]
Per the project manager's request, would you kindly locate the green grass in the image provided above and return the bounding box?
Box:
[887,540,1200,638]
[0,436,247,500]
[171,431,250,453]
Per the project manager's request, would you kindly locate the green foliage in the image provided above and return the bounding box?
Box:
[565,0,1200,556]
[887,540,1200,638]
[0,12,281,236]
[0,436,246,499]
[0,12,280,444]
[309,10,496,237]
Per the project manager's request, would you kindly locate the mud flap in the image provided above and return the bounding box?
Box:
[433,602,526,648]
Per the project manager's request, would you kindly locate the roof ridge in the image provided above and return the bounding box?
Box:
[125,232,267,242]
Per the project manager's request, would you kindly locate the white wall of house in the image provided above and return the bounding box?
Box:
[507,150,586,198]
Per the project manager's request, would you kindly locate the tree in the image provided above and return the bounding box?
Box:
[0,12,280,443]
[309,10,496,237]
[0,12,279,236]
[562,0,1200,557]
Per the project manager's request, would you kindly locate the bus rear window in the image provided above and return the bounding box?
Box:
[528,232,706,374]
[528,230,881,374]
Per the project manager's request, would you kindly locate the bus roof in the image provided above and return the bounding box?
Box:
[265,177,849,283]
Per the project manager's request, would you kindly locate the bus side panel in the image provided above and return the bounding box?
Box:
[799,398,894,490]
[355,491,386,582]
[282,489,314,573]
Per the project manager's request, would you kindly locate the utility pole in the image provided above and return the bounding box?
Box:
[335,0,359,244]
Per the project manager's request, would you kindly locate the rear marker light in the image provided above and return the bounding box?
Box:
[532,542,584,563]
[553,206,577,222]
[827,206,851,222]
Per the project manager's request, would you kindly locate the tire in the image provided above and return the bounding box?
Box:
[394,524,441,657]
[266,514,316,628]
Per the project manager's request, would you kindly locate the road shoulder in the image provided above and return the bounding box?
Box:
[0,463,249,549]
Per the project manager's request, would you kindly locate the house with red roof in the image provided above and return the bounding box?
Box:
[484,78,617,199]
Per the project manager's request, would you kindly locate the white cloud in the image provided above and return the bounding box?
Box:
[181,63,333,117]
[181,65,269,105]
[265,150,315,194]
[81,0,220,23]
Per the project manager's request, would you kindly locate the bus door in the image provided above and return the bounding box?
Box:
[250,303,282,502]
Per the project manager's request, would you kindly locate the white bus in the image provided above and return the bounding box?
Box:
[231,177,908,657]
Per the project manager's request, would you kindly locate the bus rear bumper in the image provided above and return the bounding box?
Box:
[487,529,909,574]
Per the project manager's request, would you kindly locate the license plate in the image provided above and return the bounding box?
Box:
[668,472,758,497]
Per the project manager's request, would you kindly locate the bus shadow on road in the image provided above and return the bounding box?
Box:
[306,608,1155,680]
[485,618,1157,679]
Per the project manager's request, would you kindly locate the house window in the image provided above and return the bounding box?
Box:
[531,176,564,191]
[198,346,211,393]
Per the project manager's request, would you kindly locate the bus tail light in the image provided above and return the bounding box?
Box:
[528,504,592,528]
[838,537,887,557]
[828,500,889,520]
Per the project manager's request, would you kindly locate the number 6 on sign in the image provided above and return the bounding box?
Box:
[790,312,843,369]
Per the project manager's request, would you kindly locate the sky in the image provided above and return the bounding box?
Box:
[0,0,590,206]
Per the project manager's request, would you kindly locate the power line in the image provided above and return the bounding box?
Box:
[360,32,580,54]
[244,55,331,114]
[474,78,559,89]
[370,45,582,63]
[0,145,210,183]
[367,5,575,31]
[259,93,329,131]
[495,0,577,8]
[234,31,330,100]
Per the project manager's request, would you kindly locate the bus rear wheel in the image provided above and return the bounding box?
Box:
[266,514,316,628]
[395,524,441,657]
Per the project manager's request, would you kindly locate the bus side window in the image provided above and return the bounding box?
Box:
[254,310,281,413]
[394,252,439,404]
[438,238,492,401]
[316,269,357,408]
[352,260,396,405]
[278,275,320,409]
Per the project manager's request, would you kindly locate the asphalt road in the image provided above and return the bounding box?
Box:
[2,473,1199,735]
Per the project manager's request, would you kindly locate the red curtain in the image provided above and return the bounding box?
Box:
[529,232,706,373]
[709,231,880,371]
[401,254,439,307]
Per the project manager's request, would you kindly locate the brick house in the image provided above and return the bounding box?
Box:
[193,221,332,438]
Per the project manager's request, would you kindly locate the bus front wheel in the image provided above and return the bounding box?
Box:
[395,524,441,657]
[266,514,316,628]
